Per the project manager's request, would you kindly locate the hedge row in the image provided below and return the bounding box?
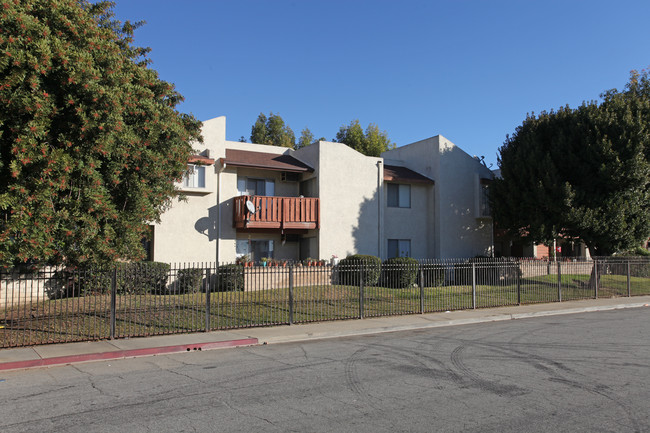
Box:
[336,255,447,289]
[49,262,245,298]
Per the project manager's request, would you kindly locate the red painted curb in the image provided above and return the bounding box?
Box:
[0,338,259,372]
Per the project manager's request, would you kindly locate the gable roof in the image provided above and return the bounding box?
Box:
[222,149,313,173]
[384,165,434,184]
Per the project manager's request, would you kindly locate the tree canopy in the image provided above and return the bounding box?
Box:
[491,71,650,256]
[0,0,202,267]
[250,112,295,148]
[296,127,314,149]
[334,120,395,157]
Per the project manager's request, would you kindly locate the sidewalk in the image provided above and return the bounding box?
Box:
[1,296,649,372]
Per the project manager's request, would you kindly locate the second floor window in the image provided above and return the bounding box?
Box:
[184,164,205,188]
[387,183,410,208]
[237,177,275,196]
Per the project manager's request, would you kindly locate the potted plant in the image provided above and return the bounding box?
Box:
[261,257,269,267]
[237,254,251,267]
[331,255,339,266]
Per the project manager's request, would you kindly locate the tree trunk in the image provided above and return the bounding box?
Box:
[586,244,611,291]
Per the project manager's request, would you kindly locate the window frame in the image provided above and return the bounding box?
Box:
[183,164,206,189]
[237,176,275,197]
[387,239,411,258]
[386,183,411,208]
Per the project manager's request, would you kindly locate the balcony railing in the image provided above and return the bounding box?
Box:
[234,195,320,230]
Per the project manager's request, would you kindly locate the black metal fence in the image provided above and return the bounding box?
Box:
[1,256,649,348]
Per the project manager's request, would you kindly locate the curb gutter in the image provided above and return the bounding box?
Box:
[0,338,258,372]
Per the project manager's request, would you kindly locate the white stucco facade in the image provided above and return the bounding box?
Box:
[151,117,494,264]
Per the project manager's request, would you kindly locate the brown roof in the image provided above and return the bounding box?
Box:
[188,154,215,165]
[384,165,434,184]
[223,149,313,173]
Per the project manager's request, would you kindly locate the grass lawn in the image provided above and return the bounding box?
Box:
[2,274,650,348]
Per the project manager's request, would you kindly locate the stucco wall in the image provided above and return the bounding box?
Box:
[295,142,382,261]
[383,182,434,259]
[383,135,493,259]
[153,167,219,264]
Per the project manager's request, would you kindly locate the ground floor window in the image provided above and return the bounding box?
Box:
[387,239,411,258]
[236,239,274,263]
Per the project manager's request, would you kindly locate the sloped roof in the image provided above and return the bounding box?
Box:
[188,154,215,165]
[222,149,313,173]
[384,165,434,184]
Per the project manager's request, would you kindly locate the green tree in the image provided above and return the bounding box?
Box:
[334,120,395,156]
[297,127,314,149]
[491,71,650,257]
[0,0,202,267]
[250,112,295,148]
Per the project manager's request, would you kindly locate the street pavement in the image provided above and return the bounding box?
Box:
[1,295,649,372]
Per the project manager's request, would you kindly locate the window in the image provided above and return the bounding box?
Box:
[237,177,275,196]
[387,183,410,208]
[183,164,205,188]
[236,239,274,262]
[388,239,411,258]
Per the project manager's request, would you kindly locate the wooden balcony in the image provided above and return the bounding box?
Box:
[234,195,320,230]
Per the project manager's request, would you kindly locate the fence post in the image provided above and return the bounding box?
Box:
[471,262,476,309]
[110,266,117,340]
[359,262,364,319]
[627,260,631,297]
[516,260,521,305]
[557,261,562,302]
[205,267,211,332]
[419,263,425,314]
[594,259,599,299]
[288,264,294,325]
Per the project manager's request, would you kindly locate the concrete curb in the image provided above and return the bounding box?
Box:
[253,302,650,345]
[0,338,258,372]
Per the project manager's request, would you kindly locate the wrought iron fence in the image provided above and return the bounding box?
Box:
[1,256,649,348]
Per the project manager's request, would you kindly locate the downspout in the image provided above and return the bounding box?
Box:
[216,160,226,265]
[377,160,383,259]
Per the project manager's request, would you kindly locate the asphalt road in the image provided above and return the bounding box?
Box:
[1,308,649,433]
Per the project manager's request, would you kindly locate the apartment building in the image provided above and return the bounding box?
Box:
[149,116,494,264]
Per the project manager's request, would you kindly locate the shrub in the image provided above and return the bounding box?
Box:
[603,256,650,279]
[48,266,113,298]
[176,268,204,294]
[215,264,244,292]
[337,255,381,286]
[118,262,170,294]
[381,257,419,288]
[47,262,170,297]
[454,257,520,285]
[419,262,446,287]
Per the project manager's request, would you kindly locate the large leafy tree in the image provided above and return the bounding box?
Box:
[0,0,202,267]
[491,71,650,256]
[296,127,314,149]
[334,120,395,157]
[250,112,295,148]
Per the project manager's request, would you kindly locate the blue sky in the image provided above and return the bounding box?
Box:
[112,0,650,167]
